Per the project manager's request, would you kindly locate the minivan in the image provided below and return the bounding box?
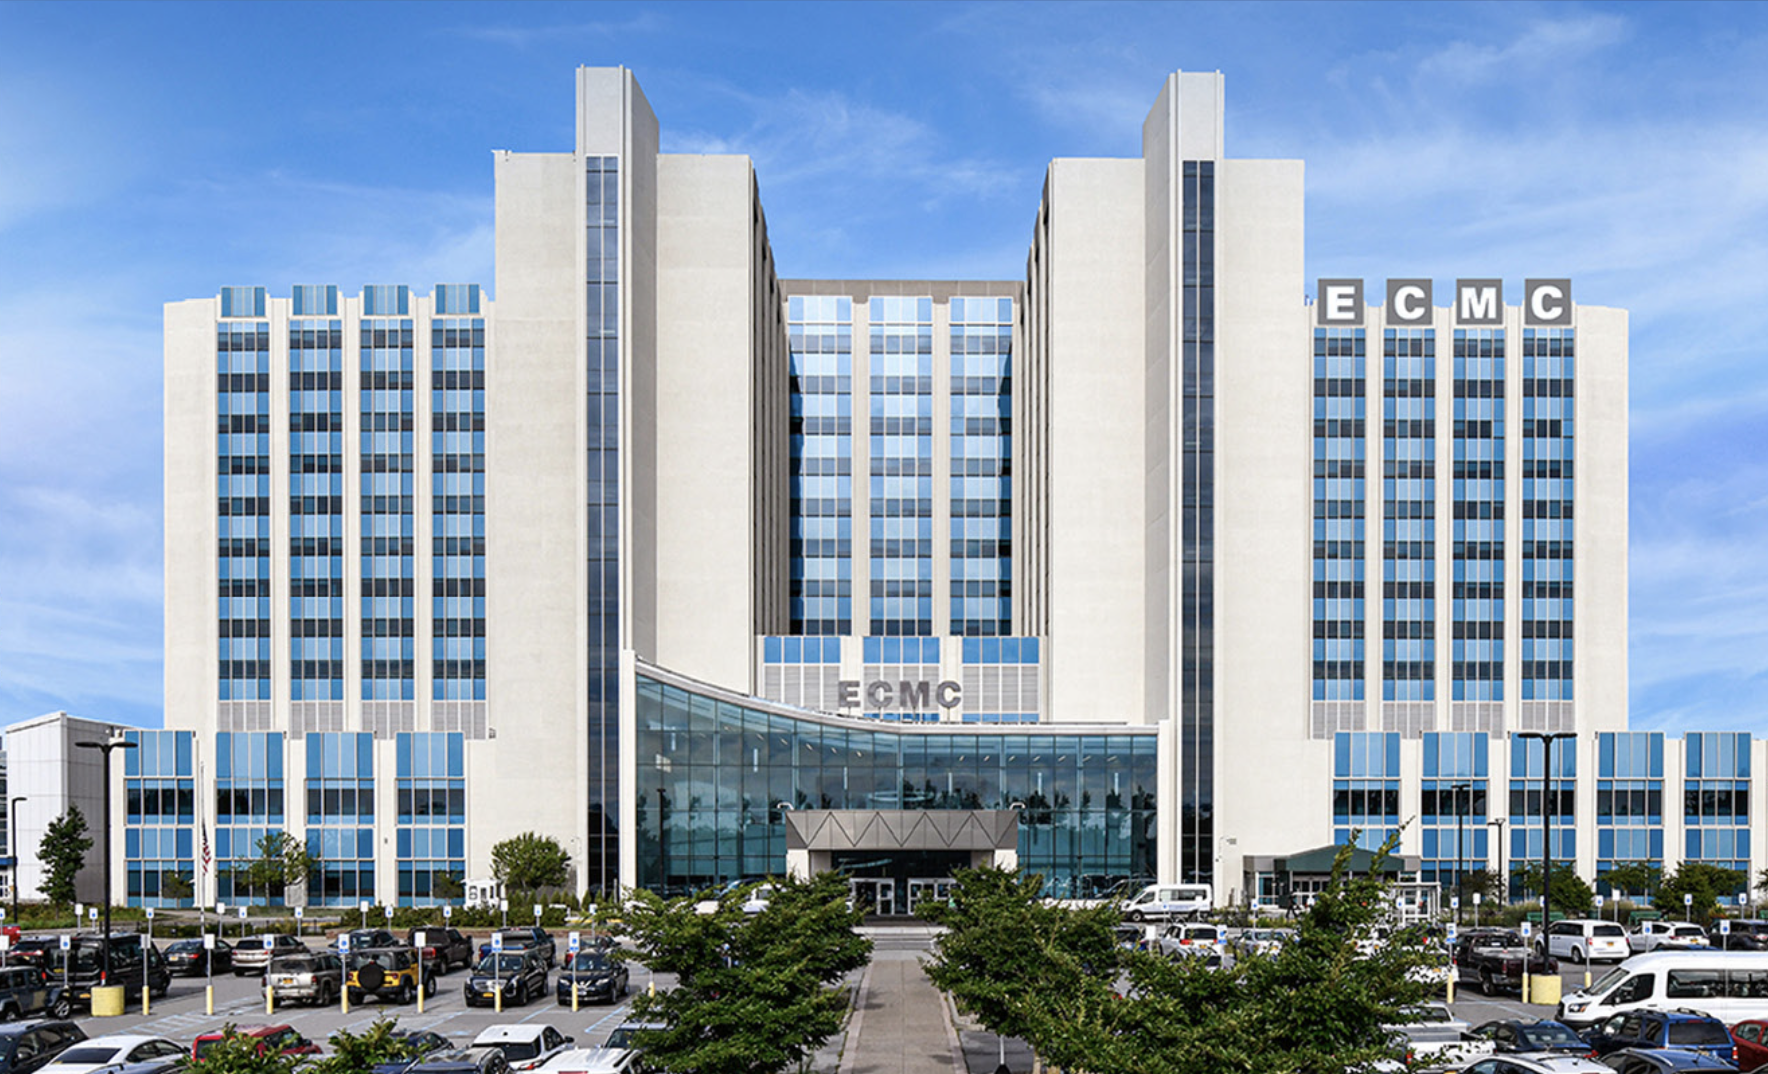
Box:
[1540,918,1630,964]
[1120,883,1212,923]
[1557,950,1768,1029]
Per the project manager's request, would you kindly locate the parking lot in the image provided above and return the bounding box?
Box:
[30,946,682,1058]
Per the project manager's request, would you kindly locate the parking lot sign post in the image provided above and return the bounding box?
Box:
[237,905,246,940]
[294,906,303,938]
[339,932,352,1014]
[415,931,427,1014]
[492,931,504,1013]
[141,928,152,1015]
[1685,892,1694,922]
[568,931,581,1012]
[263,934,276,1013]
[59,934,70,998]
[1519,920,1532,1003]
[203,932,215,1014]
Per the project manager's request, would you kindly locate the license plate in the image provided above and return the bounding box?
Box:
[277,976,297,986]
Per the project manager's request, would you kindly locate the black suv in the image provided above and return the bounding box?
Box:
[54,933,171,1009]
[463,950,549,1007]
[1710,918,1768,950]
[0,966,70,1021]
[0,1019,87,1073]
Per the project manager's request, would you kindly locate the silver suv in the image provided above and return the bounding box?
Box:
[266,951,344,1006]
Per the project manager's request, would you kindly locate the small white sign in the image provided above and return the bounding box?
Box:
[1520,920,1533,938]
[384,906,394,920]
[216,902,226,915]
[568,931,581,953]
[1450,896,1460,910]
[359,901,370,914]
[339,934,352,953]
[415,931,427,948]
[444,906,453,920]
[1723,920,1734,935]
[262,935,274,950]
[146,907,155,919]
[533,906,542,920]
[59,935,71,951]
[87,907,98,922]
[0,935,10,952]
[1594,894,1605,909]
[237,906,247,919]
[500,899,509,912]
[1472,893,1482,906]
[294,907,303,920]
[491,933,504,953]
[203,933,215,950]
[1686,894,1695,907]
[75,903,84,919]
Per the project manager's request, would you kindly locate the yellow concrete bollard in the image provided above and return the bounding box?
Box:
[206,984,214,1016]
[1446,975,1455,1005]
[495,985,503,1014]
[266,982,274,1015]
[142,986,151,1017]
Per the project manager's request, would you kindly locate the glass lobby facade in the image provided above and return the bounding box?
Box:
[634,673,1157,897]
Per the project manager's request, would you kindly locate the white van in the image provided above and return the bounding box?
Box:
[1121,883,1212,922]
[1540,918,1631,963]
[1556,950,1768,1028]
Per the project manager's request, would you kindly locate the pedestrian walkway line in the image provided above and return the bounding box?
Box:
[835,962,874,1074]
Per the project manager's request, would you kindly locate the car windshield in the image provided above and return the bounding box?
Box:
[478,954,526,975]
[275,957,321,973]
[55,1047,123,1063]
[497,1041,540,1061]
[193,1039,223,1059]
[569,953,613,971]
[1668,1023,1731,1047]
[168,940,203,953]
[1589,967,1630,994]
[605,1027,656,1050]
[1520,1024,1583,1047]
[494,931,533,945]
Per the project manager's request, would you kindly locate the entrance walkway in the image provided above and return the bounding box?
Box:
[838,930,966,1074]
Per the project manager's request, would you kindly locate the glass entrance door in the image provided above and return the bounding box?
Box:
[906,878,955,915]
[848,878,898,916]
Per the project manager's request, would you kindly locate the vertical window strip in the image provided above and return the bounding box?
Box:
[867,295,934,637]
[1312,327,1366,701]
[289,319,345,701]
[1181,160,1217,888]
[584,155,622,895]
[431,316,487,700]
[218,320,272,700]
[360,318,416,700]
[787,294,854,635]
[1382,329,1436,701]
[1452,328,1505,701]
[1520,328,1575,700]
[949,296,1013,636]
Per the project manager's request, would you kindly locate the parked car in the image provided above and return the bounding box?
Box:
[1465,1020,1591,1056]
[1558,951,1768,1028]
[1540,919,1631,964]
[333,928,402,952]
[369,1029,456,1074]
[556,950,628,1005]
[470,1026,575,1073]
[164,936,233,976]
[6,939,59,970]
[1582,1010,1736,1064]
[0,1020,87,1074]
[532,1048,640,1074]
[478,928,557,968]
[1152,922,1226,961]
[400,1048,512,1074]
[0,965,71,1021]
[1451,928,1560,996]
[232,933,309,976]
[1598,1048,1742,1074]
[1712,920,1768,951]
[191,1024,321,1061]
[1732,1018,1768,1072]
[1458,1057,1612,1074]
[53,934,171,1008]
[347,947,437,1005]
[1628,921,1712,954]
[464,951,550,1008]
[408,927,476,973]
[602,1024,664,1053]
[266,950,344,1006]
[38,1034,186,1074]
[1232,928,1295,959]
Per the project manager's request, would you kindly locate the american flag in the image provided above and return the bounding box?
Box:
[201,824,211,875]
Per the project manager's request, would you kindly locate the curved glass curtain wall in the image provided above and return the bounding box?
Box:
[635,675,1157,897]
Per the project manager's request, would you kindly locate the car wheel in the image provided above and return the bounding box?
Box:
[1128,910,1145,924]
[1572,946,1585,964]
[154,978,170,999]
[425,974,438,998]
[49,997,71,1019]
[1480,970,1496,997]
[0,1004,16,1023]
[398,982,415,1005]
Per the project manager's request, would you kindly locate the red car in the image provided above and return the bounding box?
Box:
[191,1023,322,1062]
[1733,1020,1768,1071]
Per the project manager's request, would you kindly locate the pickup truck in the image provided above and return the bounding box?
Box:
[1450,928,1560,996]
[1386,1004,1492,1072]
[408,926,476,972]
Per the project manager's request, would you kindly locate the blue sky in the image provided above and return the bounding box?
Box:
[2,0,1765,734]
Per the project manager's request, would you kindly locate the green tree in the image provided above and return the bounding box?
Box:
[162,872,196,904]
[490,832,571,891]
[622,873,872,1074]
[239,831,314,904]
[924,842,1436,1074]
[38,805,93,907]
[433,872,466,901]
[1457,868,1506,905]
[1514,862,1595,917]
[309,1017,419,1074]
[1659,862,1748,923]
[1602,862,1662,901]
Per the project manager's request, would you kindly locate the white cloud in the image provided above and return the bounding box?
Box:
[1415,13,1632,85]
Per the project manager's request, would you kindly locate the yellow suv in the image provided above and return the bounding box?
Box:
[345,947,437,1005]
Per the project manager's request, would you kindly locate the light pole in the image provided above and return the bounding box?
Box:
[8,796,24,922]
[1516,732,1576,933]
[75,734,137,987]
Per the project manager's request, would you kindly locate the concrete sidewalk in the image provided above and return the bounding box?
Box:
[836,944,967,1074]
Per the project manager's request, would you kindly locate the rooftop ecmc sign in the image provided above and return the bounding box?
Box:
[836,679,962,712]
[1316,278,1572,327]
